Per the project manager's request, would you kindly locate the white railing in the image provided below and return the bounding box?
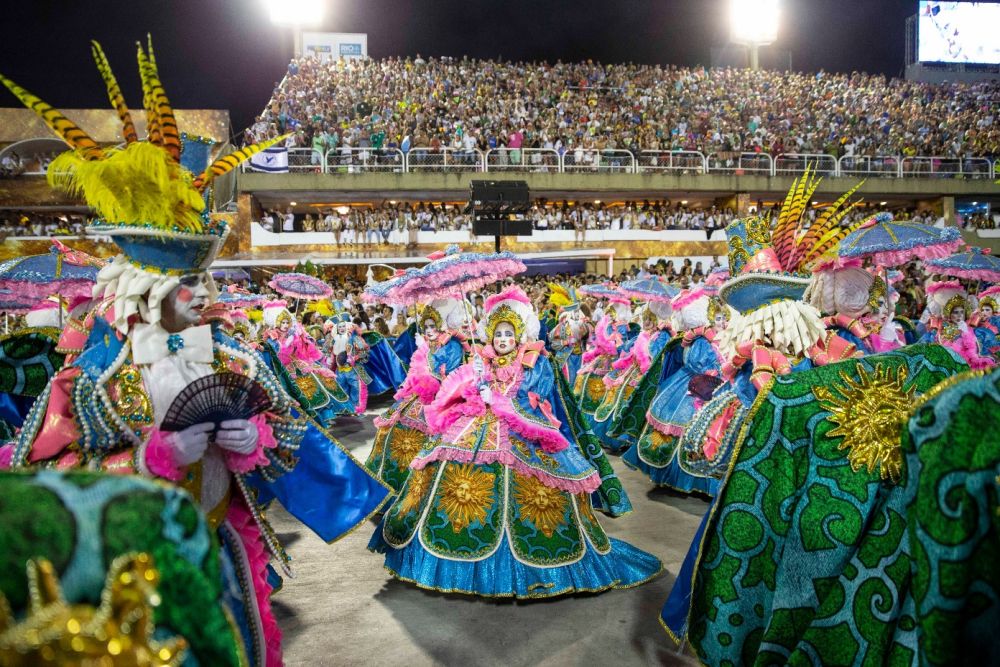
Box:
[562,149,635,173]
[405,148,484,172]
[325,148,405,173]
[774,153,837,177]
[838,155,902,178]
[485,148,560,172]
[706,152,773,176]
[637,151,707,174]
[236,147,996,178]
[287,148,324,173]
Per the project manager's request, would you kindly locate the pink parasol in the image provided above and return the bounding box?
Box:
[363,246,525,307]
[267,272,333,301]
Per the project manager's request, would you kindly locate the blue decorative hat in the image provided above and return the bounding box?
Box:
[89,215,230,275]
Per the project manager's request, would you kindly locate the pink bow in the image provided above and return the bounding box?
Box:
[528,391,561,428]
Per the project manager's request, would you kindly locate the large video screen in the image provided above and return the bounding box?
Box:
[918,2,1000,64]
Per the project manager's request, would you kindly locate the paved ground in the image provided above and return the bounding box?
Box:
[271,394,706,666]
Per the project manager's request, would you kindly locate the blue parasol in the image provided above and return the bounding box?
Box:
[0,248,99,300]
[619,276,681,303]
[838,213,963,267]
[924,247,1000,283]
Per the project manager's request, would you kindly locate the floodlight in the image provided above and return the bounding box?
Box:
[730,0,779,45]
[264,0,325,26]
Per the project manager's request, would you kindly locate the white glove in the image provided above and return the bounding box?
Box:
[479,386,493,405]
[215,419,260,455]
[879,321,898,342]
[164,422,213,466]
[472,354,485,379]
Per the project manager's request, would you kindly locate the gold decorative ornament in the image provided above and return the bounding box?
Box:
[438,463,495,533]
[0,553,186,666]
[484,304,525,345]
[813,363,915,484]
[868,276,887,311]
[389,427,426,468]
[943,294,968,321]
[398,466,435,516]
[419,306,443,333]
[513,473,567,539]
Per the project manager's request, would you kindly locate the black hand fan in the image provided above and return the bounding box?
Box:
[160,372,272,432]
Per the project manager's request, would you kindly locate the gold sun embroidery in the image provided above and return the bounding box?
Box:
[438,464,496,532]
[513,474,568,539]
[813,363,915,484]
[398,466,435,516]
[390,427,426,468]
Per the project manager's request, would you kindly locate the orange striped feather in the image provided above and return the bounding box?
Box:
[800,179,865,251]
[783,166,822,270]
[0,74,104,160]
[90,41,138,144]
[193,134,291,191]
[135,45,162,146]
[143,36,180,162]
[771,173,801,269]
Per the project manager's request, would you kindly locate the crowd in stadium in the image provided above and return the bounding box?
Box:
[243,55,1000,160]
[255,201,947,242]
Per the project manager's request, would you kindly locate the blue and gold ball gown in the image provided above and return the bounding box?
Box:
[369,341,662,598]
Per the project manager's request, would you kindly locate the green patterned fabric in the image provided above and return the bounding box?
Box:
[0,330,64,397]
[0,470,242,666]
[382,460,612,567]
[904,366,1000,666]
[687,345,970,666]
[553,369,632,516]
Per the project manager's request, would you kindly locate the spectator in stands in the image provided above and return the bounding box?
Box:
[282,208,295,233]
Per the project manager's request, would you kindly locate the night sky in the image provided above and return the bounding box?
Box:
[1,0,919,139]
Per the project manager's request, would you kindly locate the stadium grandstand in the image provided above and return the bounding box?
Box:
[2,56,998,278]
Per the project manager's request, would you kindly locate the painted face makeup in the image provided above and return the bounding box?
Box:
[162,273,209,332]
[950,307,965,324]
[983,306,994,318]
[714,313,728,330]
[337,322,349,335]
[422,320,438,339]
[492,321,517,355]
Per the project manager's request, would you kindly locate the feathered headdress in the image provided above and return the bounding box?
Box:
[0,36,287,275]
[720,164,866,315]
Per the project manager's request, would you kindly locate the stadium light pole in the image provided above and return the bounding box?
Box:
[730,0,779,70]
[263,0,326,58]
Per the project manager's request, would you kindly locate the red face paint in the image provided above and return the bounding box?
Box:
[175,287,194,303]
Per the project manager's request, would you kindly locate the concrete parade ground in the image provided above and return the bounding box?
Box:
[271,394,705,666]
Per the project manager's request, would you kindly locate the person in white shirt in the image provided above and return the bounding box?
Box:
[282,208,295,233]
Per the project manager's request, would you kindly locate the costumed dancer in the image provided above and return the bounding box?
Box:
[230,308,258,347]
[970,285,1000,359]
[574,294,633,444]
[369,286,662,597]
[805,258,904,354]
[366,298,466,492]
[546,283,590,385]
[260,300,356,424]
[662,173,868,641]
[0,38,389,666]
[358,320,409,397]
[326,309,372,414]
[621,289,727,494]
[920,281,995,369]
[593,299,674,454]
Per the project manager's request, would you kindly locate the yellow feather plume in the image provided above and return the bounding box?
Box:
[48,142,205,233]
[548,282,572,308]
[141,36,180,162]
[0,74,104,160]
[90,41,138,144]
[135,45,162,146]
